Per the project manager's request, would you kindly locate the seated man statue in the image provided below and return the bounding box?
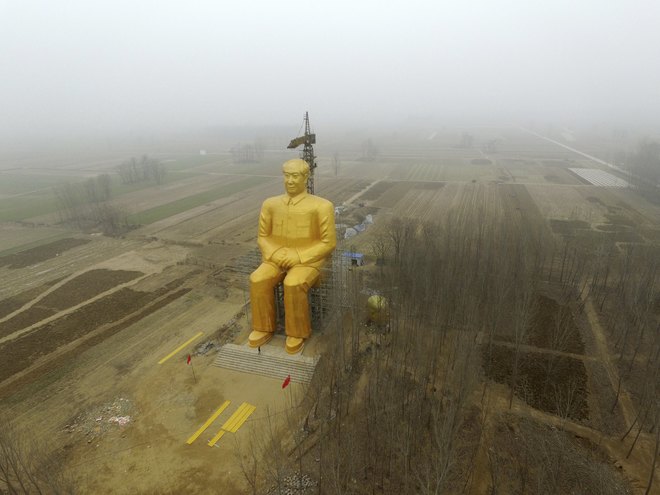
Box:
[248,158,336,354]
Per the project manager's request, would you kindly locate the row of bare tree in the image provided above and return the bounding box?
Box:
[238,183,638,493]
[587,241,660,493]
[626,138,660,192]
[53,174,130,235]
[230,143,265,164]
[116,155,166,185]
[232,177,660,493]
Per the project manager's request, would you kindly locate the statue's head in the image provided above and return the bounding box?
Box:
[282,159,309,197]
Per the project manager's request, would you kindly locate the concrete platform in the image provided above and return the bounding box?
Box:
[212,335,319,384]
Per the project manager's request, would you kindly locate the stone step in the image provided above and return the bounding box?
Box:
[214,354,315,383]
[213,341,319,384]
[218,344,317,370]
[215,355,315,383]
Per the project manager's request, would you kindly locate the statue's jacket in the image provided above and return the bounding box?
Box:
[257,192,336,269]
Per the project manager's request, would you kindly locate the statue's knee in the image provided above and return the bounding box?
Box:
[283,275,304,289]
[250,270,275,285]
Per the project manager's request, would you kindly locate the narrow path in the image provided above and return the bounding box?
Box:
[469,385,659,495]
[0,249,169,344]
[520,127,624,173]
[487,338,597,362]
[0,285,189,395]
[0,272,153,345]
[343,179,382,205]
[583,297,637,429]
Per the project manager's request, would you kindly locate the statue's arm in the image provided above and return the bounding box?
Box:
[257,202,281,261]
[297,200,336,264]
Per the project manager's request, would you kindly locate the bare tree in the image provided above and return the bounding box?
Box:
[0,417,75,494]
[360,138,379,161]
[332,152,341,176]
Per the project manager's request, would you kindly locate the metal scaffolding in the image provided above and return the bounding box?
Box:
[226,248,350,331]
[287,111,317,195]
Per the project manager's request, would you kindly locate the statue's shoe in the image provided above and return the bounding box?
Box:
[285,336,305,355]
[248,330,273,348]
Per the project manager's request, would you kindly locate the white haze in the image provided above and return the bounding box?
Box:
[2,0,660,137]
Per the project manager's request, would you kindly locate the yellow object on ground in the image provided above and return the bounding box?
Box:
[367,295,389,324]
[157,331,203,364]
[207,402,256,447]
[186,400,231,445]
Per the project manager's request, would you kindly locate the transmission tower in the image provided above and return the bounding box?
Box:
[287,111,317,194]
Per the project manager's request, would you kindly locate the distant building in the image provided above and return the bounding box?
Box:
[342,252,365,266]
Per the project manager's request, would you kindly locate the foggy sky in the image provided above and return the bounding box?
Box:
[2,0,660,137]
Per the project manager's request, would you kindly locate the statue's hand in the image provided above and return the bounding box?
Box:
[271,248,301,270]
[271,248,287,267]
[281,250,301,270]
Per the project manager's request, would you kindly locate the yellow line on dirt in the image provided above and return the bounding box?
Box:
[207,402,256,446]
[158,331,204,364]
[221,403,249,432]
[207,429,226,447]
[186,400,230,445]
[227,404,256,433]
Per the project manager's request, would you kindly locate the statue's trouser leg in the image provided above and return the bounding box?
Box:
[283,266,320,339]
[250,262,285,332]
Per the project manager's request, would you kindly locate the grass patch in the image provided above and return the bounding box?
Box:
[0,194,61,221]
[128,175,271,225]
[160,154,229,171]
[0,173,83,195]
[549,219,591,235]
[110,170,198,196]
[0,169,202,221]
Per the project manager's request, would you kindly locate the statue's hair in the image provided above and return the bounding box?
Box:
[282,158,310,175]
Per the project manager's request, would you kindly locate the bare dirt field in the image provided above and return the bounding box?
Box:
[1,127,659,493]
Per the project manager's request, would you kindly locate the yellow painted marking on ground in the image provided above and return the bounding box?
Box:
[186,400,231,445]
[158,331,203,364]
[207,429,227,447]
[227,404,256,433]
[221,403,249,431]
[207,402,256,446]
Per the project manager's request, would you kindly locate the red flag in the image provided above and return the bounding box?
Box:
[281,374,291,389]
[187,354,191,365]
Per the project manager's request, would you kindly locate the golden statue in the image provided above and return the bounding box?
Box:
[248,159,336,354]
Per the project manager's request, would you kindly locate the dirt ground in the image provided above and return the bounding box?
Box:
[0,236,298,493]
[1,128,659,493]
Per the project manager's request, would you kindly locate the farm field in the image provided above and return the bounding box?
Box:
[0,126,659,493]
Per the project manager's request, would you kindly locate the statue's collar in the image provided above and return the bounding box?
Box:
[283,191,308,206]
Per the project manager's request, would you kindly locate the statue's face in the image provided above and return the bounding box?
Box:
[283,163,308,196]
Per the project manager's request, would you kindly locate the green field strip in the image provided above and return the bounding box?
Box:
[128,176,272,225]
[109,171,199,196]
[0,194,61,222]
[0,171,194,221]
[160,154,231,171]
[0,173,84,195]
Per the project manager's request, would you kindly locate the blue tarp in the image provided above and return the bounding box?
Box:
[342,252,364,260]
